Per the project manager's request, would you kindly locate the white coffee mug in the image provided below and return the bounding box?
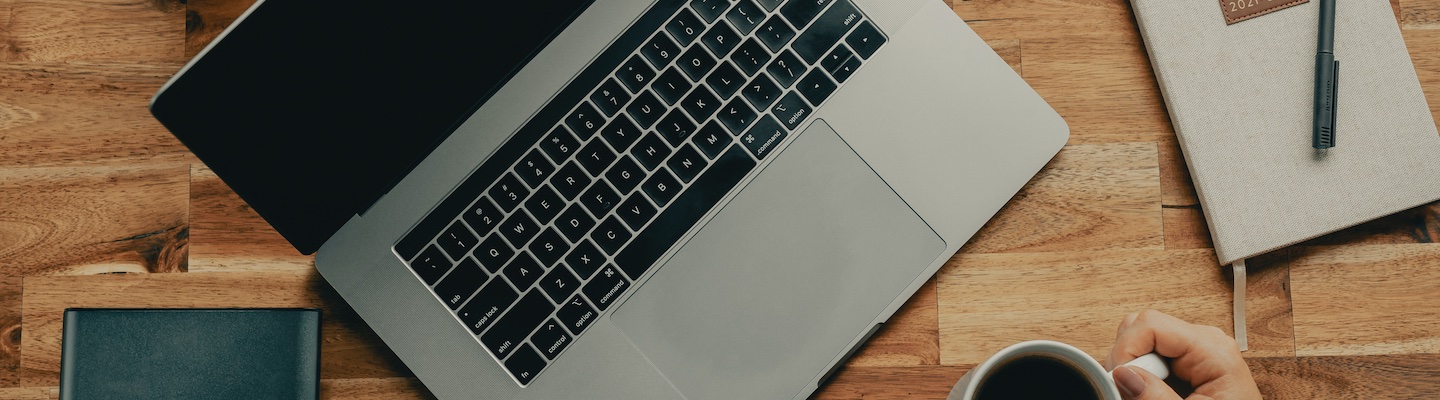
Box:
[947,340,1169,400]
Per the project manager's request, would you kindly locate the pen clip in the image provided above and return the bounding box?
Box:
[1329,59,1339,147]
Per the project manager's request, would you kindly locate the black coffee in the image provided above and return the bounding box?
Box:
[974,355,1102,400]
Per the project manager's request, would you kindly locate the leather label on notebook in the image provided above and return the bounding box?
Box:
[1219,0,1308,25]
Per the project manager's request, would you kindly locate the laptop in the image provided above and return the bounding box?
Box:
[149,0,1067,398]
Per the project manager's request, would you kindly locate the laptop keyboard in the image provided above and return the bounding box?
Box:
[394,0,885,386]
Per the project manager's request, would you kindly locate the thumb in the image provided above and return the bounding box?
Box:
[1113,365,1181,400]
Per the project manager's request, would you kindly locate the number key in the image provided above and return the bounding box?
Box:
[590,78,632,117]
[461,196,502,236]
[488,173,529,211]
[665,8,705,45]
[617,55,656,93]
[540,126,579,163]
[641,33,680,68]
[565,102,603,139]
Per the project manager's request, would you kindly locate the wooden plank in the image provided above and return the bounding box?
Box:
[814,366,967,400]
[961,143,1163,254]
[188,166,314,272]
[320,378,435,400]
[0,165,189,276]
[1402,30,1440,128]
[0,387,53,400]
[986,39,1022,75]
[1158,139,1196,207]
[1291,243,1440,357]
[1022,33,1174,144]
[937,248,1294,367]
[1163,207,1213,250]
[18,272,412,386]
[1,0,183,63]
[0,276,19,388]
[185,0,258,57]
[952,0,1138,41]
[0,62,195,168]
[1249,354,1440,399]
[849,278,940,367]
[1402,0,1440,29]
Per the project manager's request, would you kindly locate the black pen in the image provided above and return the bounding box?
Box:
[1313,0,1339,149]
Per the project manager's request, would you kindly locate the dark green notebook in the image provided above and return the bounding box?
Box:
[60,308,321,400]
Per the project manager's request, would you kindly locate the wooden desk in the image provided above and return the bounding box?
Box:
[2,0,1437,398]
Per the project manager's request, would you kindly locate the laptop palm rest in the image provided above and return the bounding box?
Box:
[611,121,945,400]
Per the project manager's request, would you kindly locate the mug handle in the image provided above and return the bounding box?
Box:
[1118,353,1169,380]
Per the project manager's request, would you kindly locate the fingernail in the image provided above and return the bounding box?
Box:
[1114,366,1145,399]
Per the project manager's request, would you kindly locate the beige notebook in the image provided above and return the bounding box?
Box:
[1131,0,1440,347]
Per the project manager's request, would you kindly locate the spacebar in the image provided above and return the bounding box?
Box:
[616,145,757,279]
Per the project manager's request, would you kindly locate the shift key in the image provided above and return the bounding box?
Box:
[791,0,860,64]
[480,290,555,358]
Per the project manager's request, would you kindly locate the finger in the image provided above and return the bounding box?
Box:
[1108,310,1200,368]
[1108,311,1143,369]
[1113,365,1182,400]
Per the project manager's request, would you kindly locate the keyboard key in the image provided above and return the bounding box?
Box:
[766,50,804,88]
[726,0,766,34]
[556,204,596,243]
[742,73,782,109]
[504,343,547,385]
[641,32,680,68]
[503,252,544,290]
[690,0,730,22]
[772,91,813,131]
[616,146,756,279]
[576,140,617,177]
[435,257,486,310]
[540,126,579,163]
[846,20,885,59]
[667,144,710,183]
[396,225,436,263]
[756,15,796,52]
[742,114,789,159]
[618,195,658,231]
[410,245,453,285]
[437,220,478,260]
[600,114,643,152]
[590,78,632,116]
[626,90,666,129]
[631,133,673,171]
[617,55,656,93]
[717,97,757,134]
[706,61,746,98]
[701,20,741,57]
[658,108,698,146]
[666,8,705,45]
[528,228,570,267]
[731,39,772,77]
[692,121,734,158]
[592,217,633,255]
[755,0,782,11]
[462,196,503,236]
[539,267,580,305]
[831,53,862,83]
[583,265,631,310]
[780,0,835,29]
[565,240,606,279]
[530,319,574,360]
[515,148,554,188]
[526,186,564,225]
[680,86,721,122]
[557,295,599,335]
[475,234,515,273]
[797,67,839,105]
[792,0,860,63]
[482,290,554,357]
[581,181,621,216]
[549,162,591,201]
[488,173,529,211]
[677,45,716,81]
[653,68,692,106]
[605,156,646,194]
[565,102,603,139]
[643,168,683,207]
[821,45,854,74]
[457,277,519,334]
[499,210,541,247]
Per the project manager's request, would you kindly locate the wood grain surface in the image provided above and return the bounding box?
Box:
[1,0,1438,399]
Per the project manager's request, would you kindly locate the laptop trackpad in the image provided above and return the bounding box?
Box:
[611,121,945,400]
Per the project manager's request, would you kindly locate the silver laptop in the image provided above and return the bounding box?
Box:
[150,0,1066,398]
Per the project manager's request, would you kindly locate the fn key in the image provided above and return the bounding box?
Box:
[504,343,547,385]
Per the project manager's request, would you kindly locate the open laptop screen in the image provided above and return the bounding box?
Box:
[151,0,593,254]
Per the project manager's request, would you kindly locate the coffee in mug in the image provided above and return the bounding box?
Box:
[948,340,1168,400]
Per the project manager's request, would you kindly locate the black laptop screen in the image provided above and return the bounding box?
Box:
[151,0,594,254]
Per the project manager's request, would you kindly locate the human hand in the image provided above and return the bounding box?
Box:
[1105,310,1262,400]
